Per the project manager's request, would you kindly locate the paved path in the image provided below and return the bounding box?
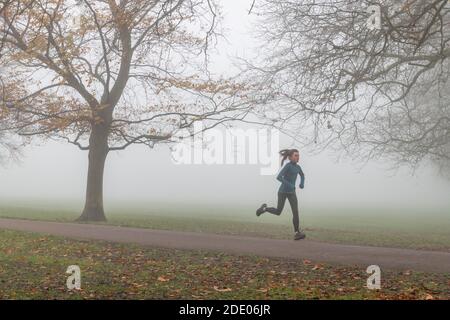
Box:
[0,218,449,274]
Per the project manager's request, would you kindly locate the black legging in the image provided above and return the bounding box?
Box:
[266,192,300,232]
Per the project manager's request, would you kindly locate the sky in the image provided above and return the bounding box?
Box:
[1,0,450,213]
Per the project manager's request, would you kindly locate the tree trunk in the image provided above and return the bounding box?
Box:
[77,126,109,222]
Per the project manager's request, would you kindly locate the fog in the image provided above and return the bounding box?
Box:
[1,0,450,214]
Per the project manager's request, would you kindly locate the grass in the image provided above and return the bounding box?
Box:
[0,229,448,299]
[0,203,449,251]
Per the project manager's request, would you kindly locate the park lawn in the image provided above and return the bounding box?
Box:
[0,204,449,251]
[0,229,448,300]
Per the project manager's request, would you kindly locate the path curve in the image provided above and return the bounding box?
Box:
[0,218,449,274]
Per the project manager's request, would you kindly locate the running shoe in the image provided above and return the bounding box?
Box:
[256,203,267,216]
[294,230,306,240]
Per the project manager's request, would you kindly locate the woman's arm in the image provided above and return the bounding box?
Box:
[277,164,295,189]
[299,166,305,189]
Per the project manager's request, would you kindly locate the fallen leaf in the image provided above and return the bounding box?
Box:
[132,283,144,288]
[312,264,323,270]
[157,276,169,282]
[213,286,232,292]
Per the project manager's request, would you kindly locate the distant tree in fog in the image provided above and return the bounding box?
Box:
[245,0,450,175]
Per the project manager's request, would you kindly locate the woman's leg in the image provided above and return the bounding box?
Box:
[265,192,288,216]
[286,192,300,232]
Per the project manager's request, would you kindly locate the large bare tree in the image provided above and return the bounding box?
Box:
[245,0,450,175]
[0,0,21,163]
[0,115,22,164]
[0,0,254,221]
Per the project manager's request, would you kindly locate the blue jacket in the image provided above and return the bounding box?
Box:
[277,161,305,193]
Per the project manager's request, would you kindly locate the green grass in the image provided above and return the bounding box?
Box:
[0,229,448,299]
[0,203,449,251]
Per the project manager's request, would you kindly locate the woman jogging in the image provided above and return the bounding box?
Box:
[256,149,306,240]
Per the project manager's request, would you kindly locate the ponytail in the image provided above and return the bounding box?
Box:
[279,149,290,167]
[279,148,299,167]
